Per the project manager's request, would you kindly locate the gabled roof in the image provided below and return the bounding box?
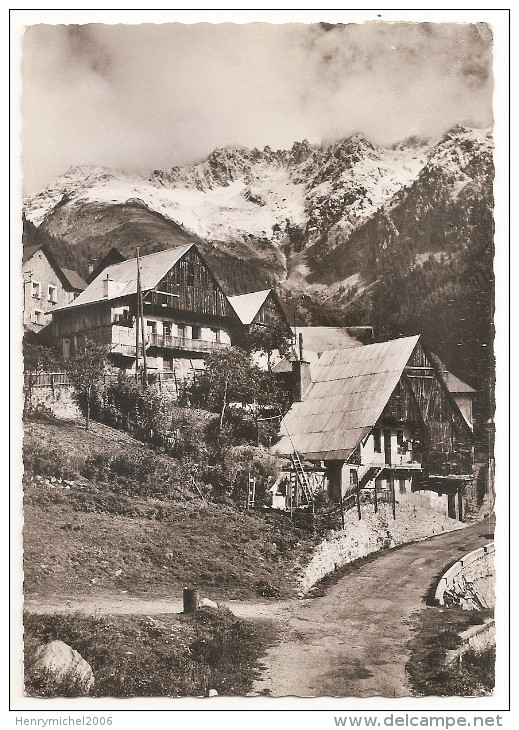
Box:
[23,244,86,293]
[86,247,126,284]
[443,372,476,394]
[227,289,272,325]
[273,335,420,460]
[272,327,374,374]
[22,245,42,264]
[61,268,88,292]
[54,244,193,311]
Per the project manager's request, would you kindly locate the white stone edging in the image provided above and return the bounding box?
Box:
[434,542,495,606]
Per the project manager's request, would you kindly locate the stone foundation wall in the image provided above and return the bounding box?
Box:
[299,502,463,593]
[26,384,80,420]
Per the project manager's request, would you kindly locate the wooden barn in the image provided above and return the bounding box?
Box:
[51,243,237,373]
[272,335,474,520]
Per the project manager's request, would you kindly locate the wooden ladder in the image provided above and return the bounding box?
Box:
[358,465,385,490]
[291,452,314,506]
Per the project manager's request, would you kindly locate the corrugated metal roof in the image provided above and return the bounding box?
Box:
[273,335,420,460]
[53,244,193,311]
[227,289,271,325]
[443,371,476,394]
[272,326,370,373]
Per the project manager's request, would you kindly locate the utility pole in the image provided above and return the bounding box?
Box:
[135,251,140,382]
[136,248,147,390]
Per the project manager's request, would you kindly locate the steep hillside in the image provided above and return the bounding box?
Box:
[23,419,316,601]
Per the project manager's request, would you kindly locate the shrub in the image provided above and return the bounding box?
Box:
[24,608,276,697]
[255,580,281,598]
[23,437,79,481]
[207,444,279,505]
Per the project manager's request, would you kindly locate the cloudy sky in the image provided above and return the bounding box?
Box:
[21,19,493,194]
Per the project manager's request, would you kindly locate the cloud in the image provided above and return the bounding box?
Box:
[21,21,493,194]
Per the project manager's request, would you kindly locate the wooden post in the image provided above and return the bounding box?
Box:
[356,482,362,520]
[137,250,148,390]
[374,478,378,514]
[183,588,199,614]
[339,488,345,530]
[390,473,396,520]
[135,250,140,382]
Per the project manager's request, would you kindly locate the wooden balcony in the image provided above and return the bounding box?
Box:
[148,332,230,353]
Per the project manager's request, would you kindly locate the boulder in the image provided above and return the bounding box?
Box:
[29,640,94,695]
[199,597,218,609]
[208,688,219,697]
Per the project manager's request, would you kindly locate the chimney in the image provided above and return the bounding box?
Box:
[292,334,311,402]
[103,273,114,299]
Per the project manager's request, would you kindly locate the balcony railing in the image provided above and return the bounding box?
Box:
[148,333,230,353]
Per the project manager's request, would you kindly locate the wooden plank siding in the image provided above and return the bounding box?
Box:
[252,292,287,328]
[402,342,473,477]
[149,248,234,321]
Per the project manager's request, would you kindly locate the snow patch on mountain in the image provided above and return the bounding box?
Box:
[23,127,492,292]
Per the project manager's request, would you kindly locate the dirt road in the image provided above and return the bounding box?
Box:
[24,515,494,698]
[251,515,494,697]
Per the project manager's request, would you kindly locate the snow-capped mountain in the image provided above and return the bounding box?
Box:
[22,126,494,406]
[23,126,492,297]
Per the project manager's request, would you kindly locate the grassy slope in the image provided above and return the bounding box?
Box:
[406,606,495,697]
[23,419,316,602]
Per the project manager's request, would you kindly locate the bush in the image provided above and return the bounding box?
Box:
[206,444,279,504]
[255,580,281,598]
[24,608,276,697]
[96,378,210,464]
[23,437,79,481]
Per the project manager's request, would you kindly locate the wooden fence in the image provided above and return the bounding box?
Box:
[27,372,71,388]
[25,370,188,389]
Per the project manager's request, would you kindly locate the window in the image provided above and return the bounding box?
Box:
[349,470,358,487]
[32,309,42,325]
[177,324,185,339]
[373,428,381,453]
[163,322,172,337]
[31,281,41,299]
[211,328,220,342]
[397,430,404,447]
[192,325,201,340]
[48,285,57,303]
[399,479,406,494]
